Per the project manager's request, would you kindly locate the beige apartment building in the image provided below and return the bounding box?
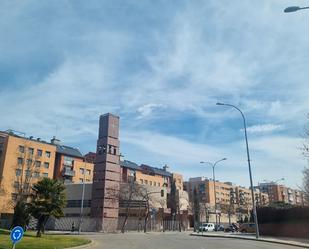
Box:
[0,131,56,215]
[258,182,304,206]
[184,177,269,224]
[0,130,94,220]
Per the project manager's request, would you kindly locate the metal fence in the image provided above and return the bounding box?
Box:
[27,216,186,232]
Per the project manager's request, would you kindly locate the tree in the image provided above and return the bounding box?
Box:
[303,168,309,204]
[192,187,200,231]
[28,178,66,237]
[168,179,179,231]
[11,141,41,228]
[119,179,144,233]
[302,115,309,204]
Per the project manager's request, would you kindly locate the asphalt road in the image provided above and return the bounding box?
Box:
[85,232,302,249]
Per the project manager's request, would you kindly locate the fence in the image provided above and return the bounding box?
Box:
[28,216,102,232]
[27,216,186,232]
[117,217,185,232]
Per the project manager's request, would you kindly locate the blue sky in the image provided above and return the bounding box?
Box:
[1,0,309,188]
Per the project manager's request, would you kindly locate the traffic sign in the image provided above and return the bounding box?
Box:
[10,226,24,248]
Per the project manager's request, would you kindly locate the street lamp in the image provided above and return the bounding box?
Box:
[200,158,227,226]
[284,6,309,13]
[216,102,259,239]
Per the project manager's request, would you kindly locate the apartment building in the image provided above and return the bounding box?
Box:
[121,161,173,188]
[52,137,93,184]
[258,182,304,206]
[0,131,56,215]
[0,130,94,218]
[185,177,269,211]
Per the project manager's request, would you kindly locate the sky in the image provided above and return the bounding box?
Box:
[1,0,309,188]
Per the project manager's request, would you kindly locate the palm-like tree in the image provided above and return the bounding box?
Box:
[28,178,66,237]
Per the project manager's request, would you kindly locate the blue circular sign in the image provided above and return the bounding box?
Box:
[10,226,24,244]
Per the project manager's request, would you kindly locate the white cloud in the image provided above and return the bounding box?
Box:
[137,103,164,119]
[245,124,283,134]
[121,130,306,188]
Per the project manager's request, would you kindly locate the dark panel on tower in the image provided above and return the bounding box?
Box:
[90,113,120,232]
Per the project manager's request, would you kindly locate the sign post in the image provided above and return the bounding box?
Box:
[10,226,24,249]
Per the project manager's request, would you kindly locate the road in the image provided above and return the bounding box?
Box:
[85,232,302,249]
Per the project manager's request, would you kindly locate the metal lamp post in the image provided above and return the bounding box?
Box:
[78,158,87,234]
[200,158,227,226]
[216,102,259,239]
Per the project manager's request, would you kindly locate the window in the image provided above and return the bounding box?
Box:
[145,180,148,185]
[19,145,24,153]
[80,168,85,174]
[64,156,74,166]
[44,162,49,169]
[45,151,51,158]
[16,169,22,176]
[113,147,117,155]
[11,193,17,201]
[26,159,32,167]
[23,183,29,190]
[80,178,84,183]
[150,181,152,186]
[87,169,91,175]
[42,173,48,178]
[154,182,157,187]
[35,161,41,167]
[140,179,144,184]
[25,169,31,178]
[97,145,106,155]
[33,171,40,178]
[108,145,112,154]
[14,181,19,189]
[158,182,160,187]
[17,157,23,165]
[28,147,34,155]
[37,149,42,156]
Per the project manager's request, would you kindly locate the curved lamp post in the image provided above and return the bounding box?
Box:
[200,158,227,226]
[284,6,309,13]
[216,102,259,239]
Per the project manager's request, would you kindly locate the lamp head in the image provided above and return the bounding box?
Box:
[284,6,301,13]
[216,102,225,106]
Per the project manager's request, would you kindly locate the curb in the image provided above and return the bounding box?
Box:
[190,233,309,249]
[67,239,95,249]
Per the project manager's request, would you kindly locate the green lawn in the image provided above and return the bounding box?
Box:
[0,229,91,249]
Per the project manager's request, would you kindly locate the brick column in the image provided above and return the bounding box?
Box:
[90,113,120,232]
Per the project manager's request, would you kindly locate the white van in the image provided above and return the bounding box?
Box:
[198,223,215,232]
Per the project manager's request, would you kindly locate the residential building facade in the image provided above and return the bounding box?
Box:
[258,182,304,206]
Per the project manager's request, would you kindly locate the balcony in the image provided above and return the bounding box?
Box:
[62,167,75,177]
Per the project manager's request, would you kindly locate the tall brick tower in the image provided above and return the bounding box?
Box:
[90,113,120,232]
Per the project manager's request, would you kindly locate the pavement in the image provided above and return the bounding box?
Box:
[74,232,309,249]
[191,232,309,248]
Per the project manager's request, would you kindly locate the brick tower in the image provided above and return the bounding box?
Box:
[90,113,120,232]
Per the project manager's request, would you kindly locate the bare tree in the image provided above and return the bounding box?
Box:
[119,180,145,233]
[302,114,309,159]
[303,168,309,205]
[11,141,43,228]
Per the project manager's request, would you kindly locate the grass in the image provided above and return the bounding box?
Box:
[0,229,91,249]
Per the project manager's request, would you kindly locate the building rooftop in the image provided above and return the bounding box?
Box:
[56,144,83,158]
[1,130,83,158]
[120,160,172,177]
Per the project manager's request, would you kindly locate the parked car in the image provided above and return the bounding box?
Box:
[214,224,224,231]
[239,223,255,233]
[224,223,239,233]
[199,223,215,232]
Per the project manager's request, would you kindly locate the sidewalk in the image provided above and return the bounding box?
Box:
[191,232,309,248]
